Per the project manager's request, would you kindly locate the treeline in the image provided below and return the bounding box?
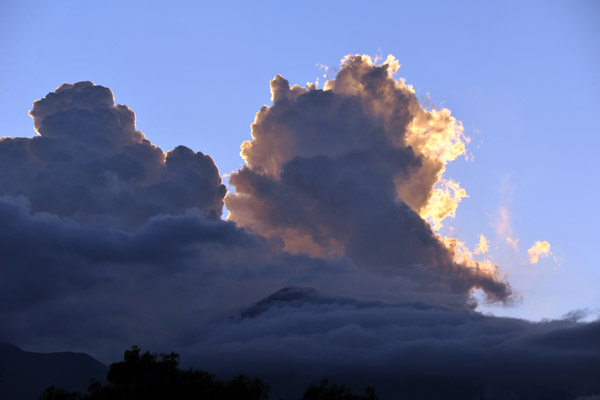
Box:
[39,346,377,400]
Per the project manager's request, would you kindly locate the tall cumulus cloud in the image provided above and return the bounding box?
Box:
[0,58,598,399]
[226,55,508,303]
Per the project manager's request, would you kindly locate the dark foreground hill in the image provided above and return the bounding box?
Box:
[0,343,107,400]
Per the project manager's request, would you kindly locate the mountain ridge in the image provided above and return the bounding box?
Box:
[0,342,107,400]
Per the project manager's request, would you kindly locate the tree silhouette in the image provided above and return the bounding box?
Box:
[39,346,380,400]
[39,386,81,400]
[40,346,268,400]
[301,379,378,400]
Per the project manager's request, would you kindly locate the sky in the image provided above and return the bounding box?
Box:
[1,1,599,398]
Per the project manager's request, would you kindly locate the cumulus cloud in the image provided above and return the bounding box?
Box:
[1,82,226,230]
[226,55,509,303]
[0,64,598,399]
[528,240,552,264]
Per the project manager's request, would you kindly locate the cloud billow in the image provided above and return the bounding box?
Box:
[0,62,598,399]
[1,81,226,230]
[227,55,509,303]
[189,287,600,399]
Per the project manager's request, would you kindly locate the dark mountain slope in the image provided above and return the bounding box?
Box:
[0,343,107,400]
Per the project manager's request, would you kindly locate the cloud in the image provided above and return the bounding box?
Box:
[187,288,600,399]
[528,240,552,264]
[0,192,497,362]
[0,192,361,356]
[419,178,468,231]
[491,177,521,251]
[1,81,226,230]
[441,236,499,281]
[494,205,520,250]
[185,287,600,400]
[226,55,509,303]
[474,234,489,255]
[0,63,597,399]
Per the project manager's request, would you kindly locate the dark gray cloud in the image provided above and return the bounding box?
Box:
[0,194,309,351]
[186,288,600,399]
[0,76,598,399]
[0,192,377,360]
[1,81,226,230]
[0,192,472,358]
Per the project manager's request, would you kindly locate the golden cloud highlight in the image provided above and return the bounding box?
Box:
[442,236,499,278]
[528,241,552,264]
[474,234,489,255]
[330,55,471,232]
[420,179,468,231]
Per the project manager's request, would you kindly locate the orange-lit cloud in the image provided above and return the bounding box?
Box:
[404,92,470,230]
[227,54,511,303]
[237,54,472,232]
[324,55,470,230]
[442,236,499,278]
[474,234,489,255]
[528,241,552,264]
[420,179,468,231]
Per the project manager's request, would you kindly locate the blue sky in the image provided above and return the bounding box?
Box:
[1,0,599,321]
